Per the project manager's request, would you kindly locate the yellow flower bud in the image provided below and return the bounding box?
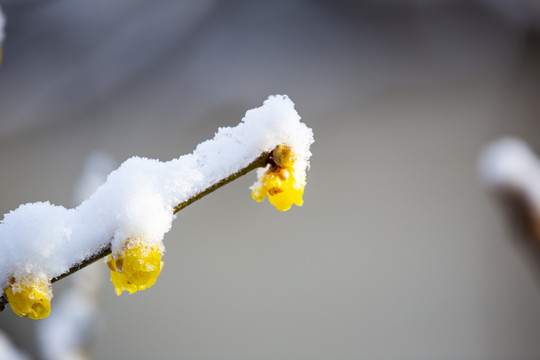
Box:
[251,183,267,202]
[251,145,306,211]
[267,172,304,211]
[108,238,163,295]
[5,275,52,320]
[273,145,296,168]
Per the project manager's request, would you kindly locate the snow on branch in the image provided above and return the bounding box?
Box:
[480,137,540,206]
[0,95,314,318]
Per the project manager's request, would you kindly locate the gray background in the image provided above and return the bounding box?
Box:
[2,0,540,359]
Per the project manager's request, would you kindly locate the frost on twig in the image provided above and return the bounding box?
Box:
[479,137,540,240]
[0,95,314,318]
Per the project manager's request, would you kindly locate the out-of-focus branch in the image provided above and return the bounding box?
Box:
[480,138,540,241]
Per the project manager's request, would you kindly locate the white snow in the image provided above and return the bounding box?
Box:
[479,137,540,209]
[0,95,314,289]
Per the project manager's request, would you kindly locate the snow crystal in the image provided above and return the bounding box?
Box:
[0,95,314,289]
[479,137,540,209]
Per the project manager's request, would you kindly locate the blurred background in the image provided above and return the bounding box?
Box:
[2,0,540,359]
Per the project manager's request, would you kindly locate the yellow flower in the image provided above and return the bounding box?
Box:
[107,238,163,295]
[251,144,306,211]
[4,275,52,320]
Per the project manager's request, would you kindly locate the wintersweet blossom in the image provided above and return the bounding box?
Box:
[251,144,306,211]
[4,274,52,319]
[107,238,163,295]
[0,95,313,319]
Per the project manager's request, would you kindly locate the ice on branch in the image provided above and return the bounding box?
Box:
[0,95,314,318]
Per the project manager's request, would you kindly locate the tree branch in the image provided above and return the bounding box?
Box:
[0,151,270,312]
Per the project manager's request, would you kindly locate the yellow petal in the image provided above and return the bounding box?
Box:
[264,172,286,196]
[267,170,305,211]
[251,183,267,202]
[268,191,295,211]
[291,180,305,207]
[5,276,52,319]
[251,145,307,211]
[109,239,163,295]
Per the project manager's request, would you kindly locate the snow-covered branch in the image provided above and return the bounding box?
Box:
[0,95,314,319]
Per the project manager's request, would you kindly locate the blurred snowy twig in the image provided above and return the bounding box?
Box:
[480,137,540,239]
